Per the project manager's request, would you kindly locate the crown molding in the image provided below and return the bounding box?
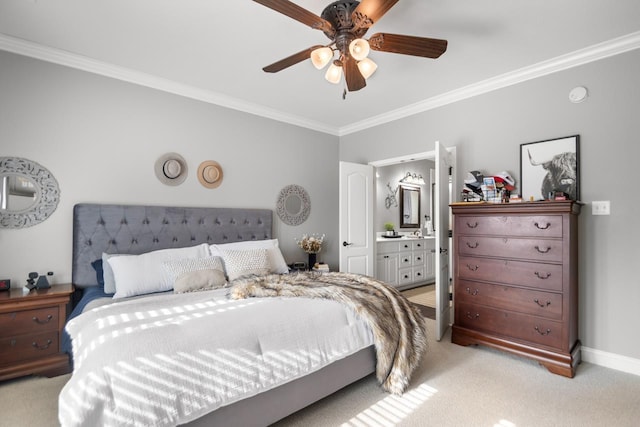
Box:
[339,31,640,136]
[2,31,640,137]
[0,33,338,136]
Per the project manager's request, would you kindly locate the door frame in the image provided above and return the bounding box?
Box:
[369,145,457,340]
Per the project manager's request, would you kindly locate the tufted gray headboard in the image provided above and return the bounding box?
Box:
[72,203,273,288]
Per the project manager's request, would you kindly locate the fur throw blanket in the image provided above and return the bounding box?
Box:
[230,271,427,395]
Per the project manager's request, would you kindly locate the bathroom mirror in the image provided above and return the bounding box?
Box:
[276,184,310,226]
[400,185,420,228]
[0,157,60,228]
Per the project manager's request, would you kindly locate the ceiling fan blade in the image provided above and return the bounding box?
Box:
[368,33,448,58]
[253,0,334,34]
[262,45,324,73]
[352,0,399,31]
[343,57,366,92]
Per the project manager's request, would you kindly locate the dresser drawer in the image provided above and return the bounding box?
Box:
[0,331,59,364]
[456,215,563,238]
[458,236,563,262]
[398,267,427,285]
[456,302,563,349]
[458,256,563,291]
[0,306,59,338]
[456,279,562,319]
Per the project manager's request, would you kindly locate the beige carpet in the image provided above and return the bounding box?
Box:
[402,284,436,308]
[3,319,640,427]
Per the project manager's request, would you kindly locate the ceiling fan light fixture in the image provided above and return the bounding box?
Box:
[349,38,370,61]
[357,58,377,79]
[325,62,342,84]
[310,47,333,69]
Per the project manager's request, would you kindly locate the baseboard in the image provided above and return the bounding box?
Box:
[582,346,640,376]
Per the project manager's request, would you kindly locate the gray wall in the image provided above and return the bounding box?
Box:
[0,51,340,283]
[341,49,640,361]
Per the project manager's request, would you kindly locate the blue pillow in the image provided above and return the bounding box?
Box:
[91,259,105,288]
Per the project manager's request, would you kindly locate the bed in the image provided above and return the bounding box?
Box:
[59,203,426,427]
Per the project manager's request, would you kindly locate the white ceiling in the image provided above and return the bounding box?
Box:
[1,0,640,135]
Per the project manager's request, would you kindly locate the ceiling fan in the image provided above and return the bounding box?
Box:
[254,0,448,93]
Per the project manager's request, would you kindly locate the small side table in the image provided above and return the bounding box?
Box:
[0,283,74,381]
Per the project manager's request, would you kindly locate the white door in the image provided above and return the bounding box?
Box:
[339,161,374,275]
[435,141,452,341]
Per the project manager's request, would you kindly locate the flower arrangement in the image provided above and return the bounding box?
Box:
[296,233,325,254]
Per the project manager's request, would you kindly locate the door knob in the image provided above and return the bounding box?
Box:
[343,241,353,247]
[439,248,448,254]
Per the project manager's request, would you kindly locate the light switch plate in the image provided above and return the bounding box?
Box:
[592,201,610,215]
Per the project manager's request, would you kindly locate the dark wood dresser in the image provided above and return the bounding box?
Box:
[0,283,73,381]
[451,201,581,377]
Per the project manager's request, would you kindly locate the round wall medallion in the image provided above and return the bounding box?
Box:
[276,184,310,226]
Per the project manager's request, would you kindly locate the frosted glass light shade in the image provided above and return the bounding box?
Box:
[325,63,342,84]
[349,39,370,61]
[310,47,333,69]
[357,58,377,79]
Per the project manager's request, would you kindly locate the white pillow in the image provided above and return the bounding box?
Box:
[174,270,227,294]
[102,253,123,294]
[211,239,288,274]
[163,257,228,293]
[221,248,271,281]
[109,243,210,298]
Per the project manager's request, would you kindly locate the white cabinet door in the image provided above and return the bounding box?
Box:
[376,253,399,286]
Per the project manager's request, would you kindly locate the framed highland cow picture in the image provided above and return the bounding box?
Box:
[520,135,580,201]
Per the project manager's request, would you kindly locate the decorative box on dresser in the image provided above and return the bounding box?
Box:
[0,283,74,381]
[451,201,581,377]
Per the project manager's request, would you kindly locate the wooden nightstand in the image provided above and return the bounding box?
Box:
[0,283,74,381]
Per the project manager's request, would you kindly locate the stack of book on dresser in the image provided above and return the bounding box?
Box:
[312,263,330,272]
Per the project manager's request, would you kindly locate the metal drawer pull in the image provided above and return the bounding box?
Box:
[466,222,478,228]
[466,264,479,271]
[534,271,551,279]
[534,245,551,254]
[534,222,551,230]
[32,314,53,324]
[466,242,479,249]
[534,326,551,336]
[32,339,53,350]
[466,287,479,296]
[534,299,551,307]
[466,312,480,320]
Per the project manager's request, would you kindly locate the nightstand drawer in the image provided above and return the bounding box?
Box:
[0,331,59,364]
[0,306,59,338]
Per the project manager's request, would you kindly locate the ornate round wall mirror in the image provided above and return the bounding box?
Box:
[276,184,310,226]
[0,157,60,228]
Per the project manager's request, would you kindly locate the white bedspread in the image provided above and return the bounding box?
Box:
[58,288,374,427]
